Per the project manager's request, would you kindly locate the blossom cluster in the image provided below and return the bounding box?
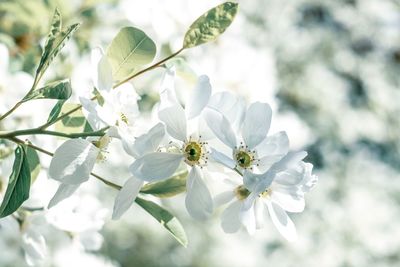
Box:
[49,50,317,241]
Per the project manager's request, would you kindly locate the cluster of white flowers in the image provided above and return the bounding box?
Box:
[46,49,317,244]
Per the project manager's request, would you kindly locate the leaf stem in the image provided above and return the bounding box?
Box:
[112,47,185,88]
[0,127,108,139]
[0,102,22,121]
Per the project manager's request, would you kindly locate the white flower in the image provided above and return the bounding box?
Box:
[80,47,140,138]
[130,70,214,220]
[112,122,165,220]
[215,151,317,241]
[48,138,101,208]
[204,101,289,174]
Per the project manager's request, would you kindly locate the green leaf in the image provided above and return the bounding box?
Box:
[140,171,187,198]
[22,79,72,102]
[46,100,66,124]
[0,145,31,218]
[183,2,238,48]
[26,146,40,184]
[35,8,80,82]
[135,197,188,247]
[55,103,87,134]
[106,27,156,82]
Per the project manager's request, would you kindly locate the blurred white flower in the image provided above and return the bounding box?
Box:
[80,47,140,138]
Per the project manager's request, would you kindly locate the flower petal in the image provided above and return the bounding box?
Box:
[159,68,178,110]
[48,183,80,209]
[213,191,235,207]
[97,55,113,92]
[112,176,144,220]
[210,147,236,169]
[208,91,245,131]
[254,198,265,229]
[240,201,256,235]
[266,201,297,242]
[158,104,187,141]
[243,170,275,194]
[185,166,213,220]
[242,102,272,149]
[130,152,183,182]
[22,229,46,266]
[123,123,165,158]
[271,151,307,173]
[49,139,99,185]
[186,75,212,119]
[221,200,242,233]
[271,190,305,213]
[204,108,237,148]
[257,131,290,172]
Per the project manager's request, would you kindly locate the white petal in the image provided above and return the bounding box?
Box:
[243,170,275,194]
[186,75,212,119]
[257,132,290,171]
[210,148,236,169]
[266,201,297,242]
[159,68,178,110]
[130,152,183,182]
[79,230,104,251]
[90,47,103,88]
[240,202,256,235]
[221,200,242,233]
[158,104,187,141]
[204,108,237,148]
[254,198,265,229]
[208,91,246,131]
[130,123,165,158]
[49,139,99,185]
[97,55,113,92]
[242,102,272,149]
[79,96,106,131]
[185,166,213,220]
[213,191,235,207]
[112,176,144,220]
[22,229,46,266]
[48,183,80,209]
[272,151,307,173]
[271,190,305,213]
[300,162,318,192]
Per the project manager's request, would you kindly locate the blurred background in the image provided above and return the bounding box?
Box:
[1,0,400,266]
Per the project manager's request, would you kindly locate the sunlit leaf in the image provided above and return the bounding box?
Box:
[35,8,80,82]
[140,171,188,198]
[135,197,188,247]
[183,2,238,48]
[106,27,156,82]
[46,100,66,124]
[26,146,40,184]
[22,79,72,102]
[0,145,31,218]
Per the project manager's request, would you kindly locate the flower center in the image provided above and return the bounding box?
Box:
[234,185,251,200]
[182,137,208,167]
[233,142,259,170]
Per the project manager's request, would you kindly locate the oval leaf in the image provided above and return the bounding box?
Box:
[135,197,188,247]
[0,145,31,218]
[26,146,40,184]
[106,27,156,82]
[183,2,238,48]
[23,79,72,102]
[140,171,187,198]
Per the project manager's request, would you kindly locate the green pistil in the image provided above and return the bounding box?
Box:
[236,150,252,168]
[184,141,202,162]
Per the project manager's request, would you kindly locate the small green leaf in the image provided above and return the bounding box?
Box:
[55,103,87,134]
[140,171,187,198]
[165,58,197,83]
[106,27,156,82]
[135,197,188,247]
[26,146,40,184]
[183,2,238,48]
[47,100,66,124]
[0,145,31,218]
[35,9,80,82]
[23,79,72,102]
